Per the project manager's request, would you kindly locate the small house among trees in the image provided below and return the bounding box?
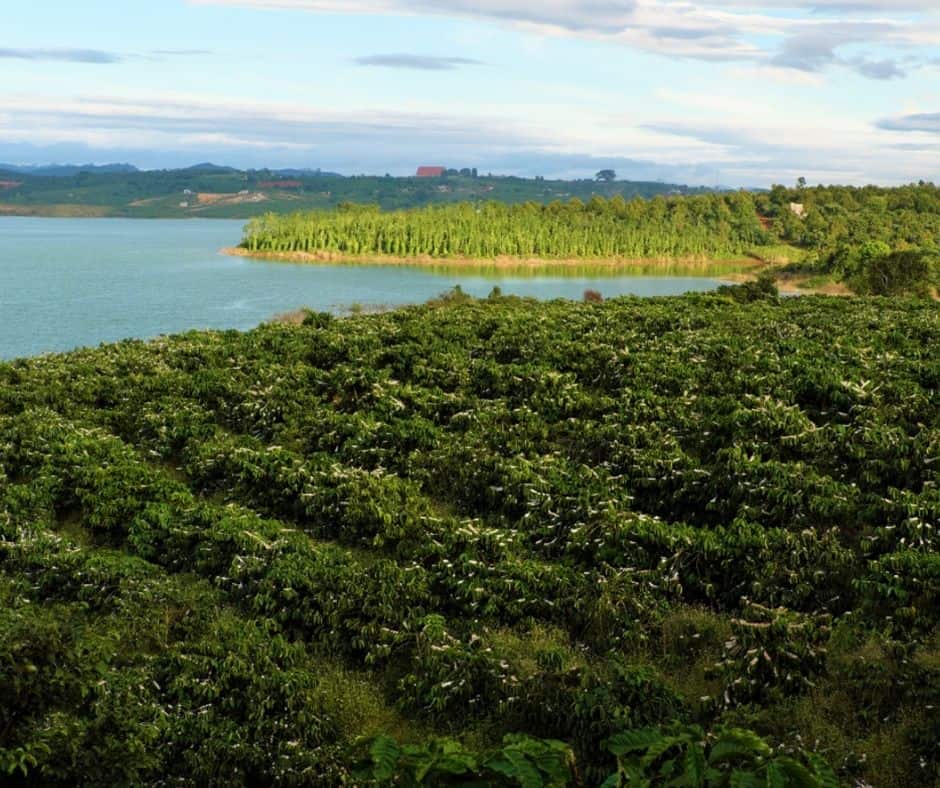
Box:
[416,166,446,178]
[789,202,806,218]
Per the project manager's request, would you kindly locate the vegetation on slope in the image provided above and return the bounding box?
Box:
[1,289,937,785]
[0,168,704,219]
[752,183,940,296]
[756,182,940,252]
[242,193,770,260]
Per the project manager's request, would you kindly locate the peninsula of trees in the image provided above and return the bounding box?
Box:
[241,193,769,260]
[238,183,940,294]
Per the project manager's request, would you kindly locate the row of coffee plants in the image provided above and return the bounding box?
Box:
[1,290,937,784]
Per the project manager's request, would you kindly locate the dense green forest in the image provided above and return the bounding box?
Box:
[0,167,703,218]
[242,193,770,259]
[756,182,940,252]
[2,290,937,785]
[242,183,940,294]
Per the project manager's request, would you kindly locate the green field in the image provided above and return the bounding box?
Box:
[0,168,706,219]
[2,290,937,785]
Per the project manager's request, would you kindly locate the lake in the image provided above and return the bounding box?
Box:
[0,217,728,360]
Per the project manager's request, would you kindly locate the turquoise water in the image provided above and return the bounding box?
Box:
[0,217,725,359]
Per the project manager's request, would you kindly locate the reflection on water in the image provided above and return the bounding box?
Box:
[405,260,759,279]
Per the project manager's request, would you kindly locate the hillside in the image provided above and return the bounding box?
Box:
[0,163,139,177]
[0,167,707,219]
[2,291,937,785]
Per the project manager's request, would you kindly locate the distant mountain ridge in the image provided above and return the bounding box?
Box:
[0,162,347,178]
[0,163,140,176]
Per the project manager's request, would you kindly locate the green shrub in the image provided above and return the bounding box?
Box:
[717,272,778,302]
[854,249,934,296]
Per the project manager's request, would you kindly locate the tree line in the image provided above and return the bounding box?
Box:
[758,182,940,252]
[242,193,771,259]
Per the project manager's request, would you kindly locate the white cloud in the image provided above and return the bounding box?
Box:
[1,90,937,185]
[190,0,940,78]
[702,1,936,9]
[877,112,940,133]
[0,48,122,64]
[354,54,484,70]
[0,92,551,156]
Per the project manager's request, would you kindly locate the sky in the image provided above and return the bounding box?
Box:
[1,0,939,186]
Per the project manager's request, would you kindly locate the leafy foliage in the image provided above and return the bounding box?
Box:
[605,725,839,787]
[708,602,831,709]
[352,734,576,786]
[242,194,770,259]
[756,182,940,253]
[1,292,937,785]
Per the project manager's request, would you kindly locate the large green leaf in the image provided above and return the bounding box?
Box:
[708,730,772,765]
[369,735,402,781]
[607,728,665,756]
[682,745,707,788]
[768,757,823,788]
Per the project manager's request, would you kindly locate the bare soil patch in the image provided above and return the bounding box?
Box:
[196,192,269,207]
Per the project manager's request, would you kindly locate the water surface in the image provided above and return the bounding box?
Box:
[1,217,726,359]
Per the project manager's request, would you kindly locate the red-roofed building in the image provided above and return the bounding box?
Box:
[416,166,445,178]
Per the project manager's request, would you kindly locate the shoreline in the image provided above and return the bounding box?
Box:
[221,246,764,273]
[0,204,112,218]
[223,246,868,297]
[719,269,854,296]
[0,208,241,220]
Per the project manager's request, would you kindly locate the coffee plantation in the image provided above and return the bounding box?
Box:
[1,290,937,786]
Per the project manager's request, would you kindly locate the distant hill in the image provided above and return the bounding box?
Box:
[179,163,241,173]
[0,166,712,218]
[263,168,344,178]
[0,163,139,176]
